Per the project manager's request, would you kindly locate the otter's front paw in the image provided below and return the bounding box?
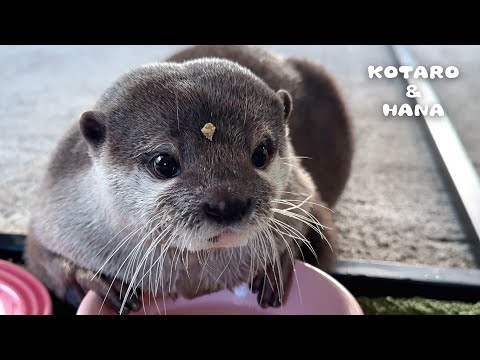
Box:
[70,269,142,315]
[25,240,142,314]
[251,254,294,308]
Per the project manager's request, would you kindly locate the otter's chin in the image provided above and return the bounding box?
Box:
[186,230,249,251]
[214,231,249,248]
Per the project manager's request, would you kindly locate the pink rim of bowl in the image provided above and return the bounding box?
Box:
[77,260,363,315]
[0,259,52,315]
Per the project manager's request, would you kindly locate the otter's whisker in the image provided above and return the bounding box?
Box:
[144,221,158,306]
[273,206,325,235]
[157,230,182,312]
[139,226,177,293]
[98,223,155,314]
[272,221,319,263]
[268,222,302,305]
[146,231,180,310]
[148,238,156,306]
[273,199,326,229]
[269,230,284,302]
[119,224,172,314]
[195,250,203,291]
[259,226,282,301]
[95,211,164,279]
[278,156,312,160]
[93,222,147,280]
[270,217,319,263]
[154,225,173,292]
[247,238,257,293]
[273,209,331,253]
[179,228,192,283]
[147,218,169,302]
[153,291,163,315]
[273,195,312,211]
[268,219,306,263]
[96,214,164,314]
[273,203,330,235]
[215,248,234,284]
[126,219,164,289]
[261,226,276,267]
[255,231,276,302]
[154,235,174,296]
[259,263,267,305]
[270,220,306,263]
[203,248,218,282]
[118,218,171,310]
[282,162,306,173]
[169,243,182,293]
[195,248,213,295]
[273,197,334,213]
[93,222,135,260]
[125,232,157,307]
[141,276,147,315]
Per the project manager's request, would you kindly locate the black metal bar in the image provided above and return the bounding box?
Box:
[332,259,480,303]
[390,45,480,265]
[0,233,26,263]
[0,233,25,252]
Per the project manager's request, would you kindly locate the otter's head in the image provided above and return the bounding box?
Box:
[79,59,293,252]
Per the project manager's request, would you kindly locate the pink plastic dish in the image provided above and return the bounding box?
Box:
[0,259,52,315]
[77,260,363,315]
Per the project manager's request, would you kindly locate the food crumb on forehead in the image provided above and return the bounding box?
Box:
[201,122,216,141]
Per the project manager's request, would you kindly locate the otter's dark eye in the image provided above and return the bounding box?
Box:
[252,145,269,169]
[151,154,180,179]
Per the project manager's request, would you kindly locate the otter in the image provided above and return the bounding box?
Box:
[24,45,353,314]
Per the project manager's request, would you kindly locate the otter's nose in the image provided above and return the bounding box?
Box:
[203,198,254,224]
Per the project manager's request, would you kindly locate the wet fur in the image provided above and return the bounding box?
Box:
[25,45,352,312]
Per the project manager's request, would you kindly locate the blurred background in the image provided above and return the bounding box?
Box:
[1,45,478,269]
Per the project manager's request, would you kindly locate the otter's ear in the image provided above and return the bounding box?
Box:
[277,89,293,122]
[79,110,107,147]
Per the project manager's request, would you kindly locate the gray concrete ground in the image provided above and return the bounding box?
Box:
[0,45,477,268]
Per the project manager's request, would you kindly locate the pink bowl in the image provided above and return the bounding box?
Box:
[77,260,362,315]
[0,259,52,315]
